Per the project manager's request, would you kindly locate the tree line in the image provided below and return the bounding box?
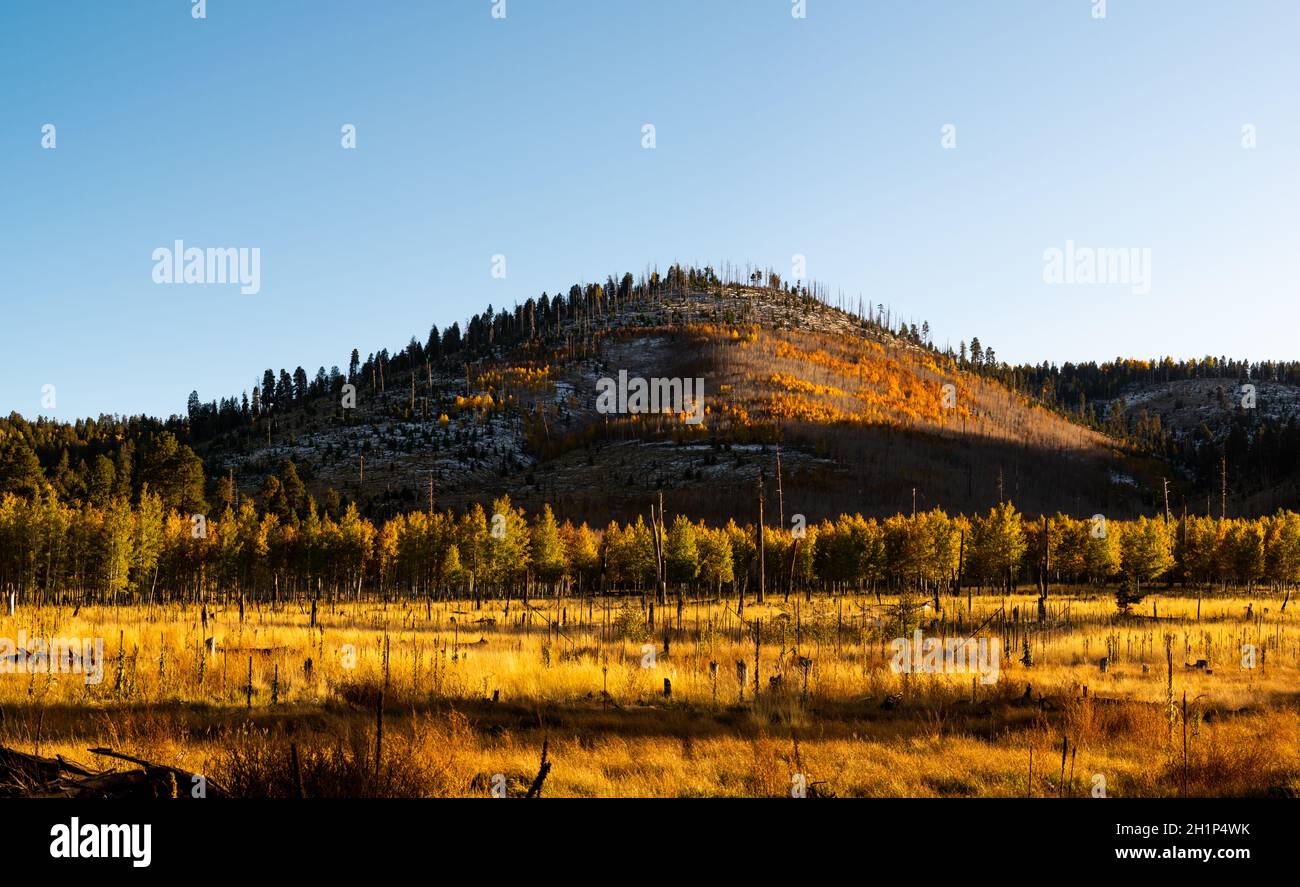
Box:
[2,483,1297,613]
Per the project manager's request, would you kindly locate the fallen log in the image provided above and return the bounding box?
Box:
[88,747,229,799]
[0,746,93,795]
[524,739,551,799]
[0,744,228,799]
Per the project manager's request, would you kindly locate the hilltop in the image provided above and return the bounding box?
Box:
[184,269,1148,525]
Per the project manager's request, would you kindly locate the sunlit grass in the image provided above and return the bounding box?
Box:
[2,589,1297,797]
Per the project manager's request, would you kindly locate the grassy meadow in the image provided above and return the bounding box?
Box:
[2,588,1297,798]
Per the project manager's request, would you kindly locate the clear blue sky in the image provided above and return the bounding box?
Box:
[2,0,1297,421]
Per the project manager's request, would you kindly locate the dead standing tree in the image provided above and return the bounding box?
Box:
[756,471,766,605]
[650,492,668,608]
[1037,515,1049,622]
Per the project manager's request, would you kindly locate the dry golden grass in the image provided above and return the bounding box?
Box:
[2,590,1297,797]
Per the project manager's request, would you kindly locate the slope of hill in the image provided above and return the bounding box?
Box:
[191,276,1153,525]
[1094,378,1300,515]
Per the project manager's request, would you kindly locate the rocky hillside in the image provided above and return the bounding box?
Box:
[197,277,1154,526]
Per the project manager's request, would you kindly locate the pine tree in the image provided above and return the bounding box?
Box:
[279,460,307,519]
[425,326,441,363]
[140,432,206,514]
[262,369,277,411]
[0,434,44,498]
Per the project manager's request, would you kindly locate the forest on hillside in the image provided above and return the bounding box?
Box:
[4,267,1300,535]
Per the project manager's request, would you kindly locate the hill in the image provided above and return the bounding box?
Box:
[1095,378,1300,516]
[179,270,1151,526]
